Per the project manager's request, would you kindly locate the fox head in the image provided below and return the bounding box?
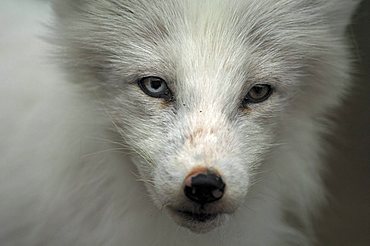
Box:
[53,0,359,233]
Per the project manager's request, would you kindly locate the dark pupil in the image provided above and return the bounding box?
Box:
[150,80,162,90]
[252,86,266,97]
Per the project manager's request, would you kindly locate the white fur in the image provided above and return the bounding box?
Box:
[0,0,360,245]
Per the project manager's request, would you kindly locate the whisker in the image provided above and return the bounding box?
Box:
[81,147,132,158]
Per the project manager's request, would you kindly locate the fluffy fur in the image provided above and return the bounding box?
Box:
[0,0,360,245]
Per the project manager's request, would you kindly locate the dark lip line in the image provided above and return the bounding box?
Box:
[175,209,220,222]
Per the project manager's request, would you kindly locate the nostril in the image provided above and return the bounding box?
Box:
[184,171,225,204]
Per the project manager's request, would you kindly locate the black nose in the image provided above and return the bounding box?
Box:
[184,172,225,204]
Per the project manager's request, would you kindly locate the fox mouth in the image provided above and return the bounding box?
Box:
[175,209,219,222]
[168,207,226,233]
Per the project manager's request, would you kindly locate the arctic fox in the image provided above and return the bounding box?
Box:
[0,0,360,245]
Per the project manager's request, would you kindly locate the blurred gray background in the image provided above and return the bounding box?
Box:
[315,1,370,245]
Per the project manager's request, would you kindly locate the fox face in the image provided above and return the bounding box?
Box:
[54,0,358,233]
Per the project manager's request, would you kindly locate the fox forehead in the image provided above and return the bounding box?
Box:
[55,0,355,105]
[82,1,307,99]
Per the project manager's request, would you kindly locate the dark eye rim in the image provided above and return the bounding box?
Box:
[138,76,173,100]
[242,84,273,105]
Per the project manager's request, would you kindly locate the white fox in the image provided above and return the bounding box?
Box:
[0,0,360,245]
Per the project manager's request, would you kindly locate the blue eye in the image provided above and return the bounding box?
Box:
[138,76,173,100]
[243,84,273,105]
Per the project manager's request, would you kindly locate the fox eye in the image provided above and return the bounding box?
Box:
[138,76,173,100]
[243,84,273,105]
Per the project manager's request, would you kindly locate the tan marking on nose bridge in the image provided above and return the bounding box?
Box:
[188,127,218,145]
[188,128,204,145]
